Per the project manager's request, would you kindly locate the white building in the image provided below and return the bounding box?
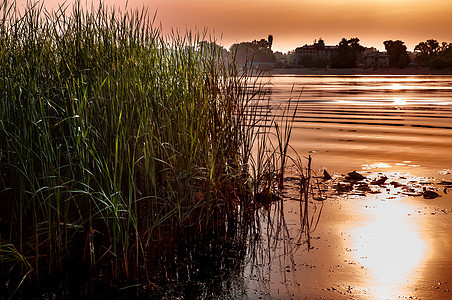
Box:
[365,52,390,68]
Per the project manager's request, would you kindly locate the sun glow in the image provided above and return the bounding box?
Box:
[392,97,407,105]
[349,199,428,299]
[389,83,409,90]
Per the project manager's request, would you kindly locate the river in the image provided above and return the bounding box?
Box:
[243,75,452,299]
[268,75,452,177]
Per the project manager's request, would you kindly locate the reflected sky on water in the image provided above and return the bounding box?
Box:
[268,75,452,106]
[264,75,452,178]
[243,75,452,299]
[244,175,452,299]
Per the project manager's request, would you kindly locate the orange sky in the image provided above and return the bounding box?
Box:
[13,0,452,52]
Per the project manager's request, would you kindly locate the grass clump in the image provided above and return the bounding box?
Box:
[0,0,299,296]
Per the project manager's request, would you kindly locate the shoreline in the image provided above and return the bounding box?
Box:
[270,67,452,76]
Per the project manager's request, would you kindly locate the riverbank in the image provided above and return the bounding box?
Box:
[271,67,452,76]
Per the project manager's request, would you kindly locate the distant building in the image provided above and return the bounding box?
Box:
[365,52,390,68]
[295,39,337,65]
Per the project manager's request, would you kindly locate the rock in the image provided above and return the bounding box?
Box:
[371,176,387,185]
[323,169,332,181]
[390,181,404,188]
[357,183,371,191]
[334,183,353,194]
[347,170,365,181]
[423,190,440,199]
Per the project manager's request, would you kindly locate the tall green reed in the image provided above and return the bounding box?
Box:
[0,0,301,293]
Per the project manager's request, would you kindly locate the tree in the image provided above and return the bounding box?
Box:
[285,50,297,64]
[414,39,440,55]
[414,42,429,54]
[430,56,448,70]
[330,37,364,68]
[384,40,410,68]
[397,54,408,68]
[230,37,276,63]
[268,35,273,50]
[440,42,452,53]
[198,41,230,59]
[427,39,440,54]
[252,38,271,49]
[414,39,452,68]
[299,55,328,68]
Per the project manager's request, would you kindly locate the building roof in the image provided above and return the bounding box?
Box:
[296,45,337,51]
[295,39,337,52]
[366,51,389,57]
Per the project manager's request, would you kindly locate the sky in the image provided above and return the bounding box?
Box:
[12,0,452,53]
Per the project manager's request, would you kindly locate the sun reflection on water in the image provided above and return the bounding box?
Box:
[392,97,407,105]
[390,83,404,90]
[349,197,428,299]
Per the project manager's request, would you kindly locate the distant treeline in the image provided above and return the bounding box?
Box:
[413,39,452,69]
[229,35,277,64]
[214,36,452,69]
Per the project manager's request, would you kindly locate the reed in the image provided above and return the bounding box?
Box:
[0,0,304,296]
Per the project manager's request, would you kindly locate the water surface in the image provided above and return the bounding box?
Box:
[268,75,452,177]
[244,75,452,299]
